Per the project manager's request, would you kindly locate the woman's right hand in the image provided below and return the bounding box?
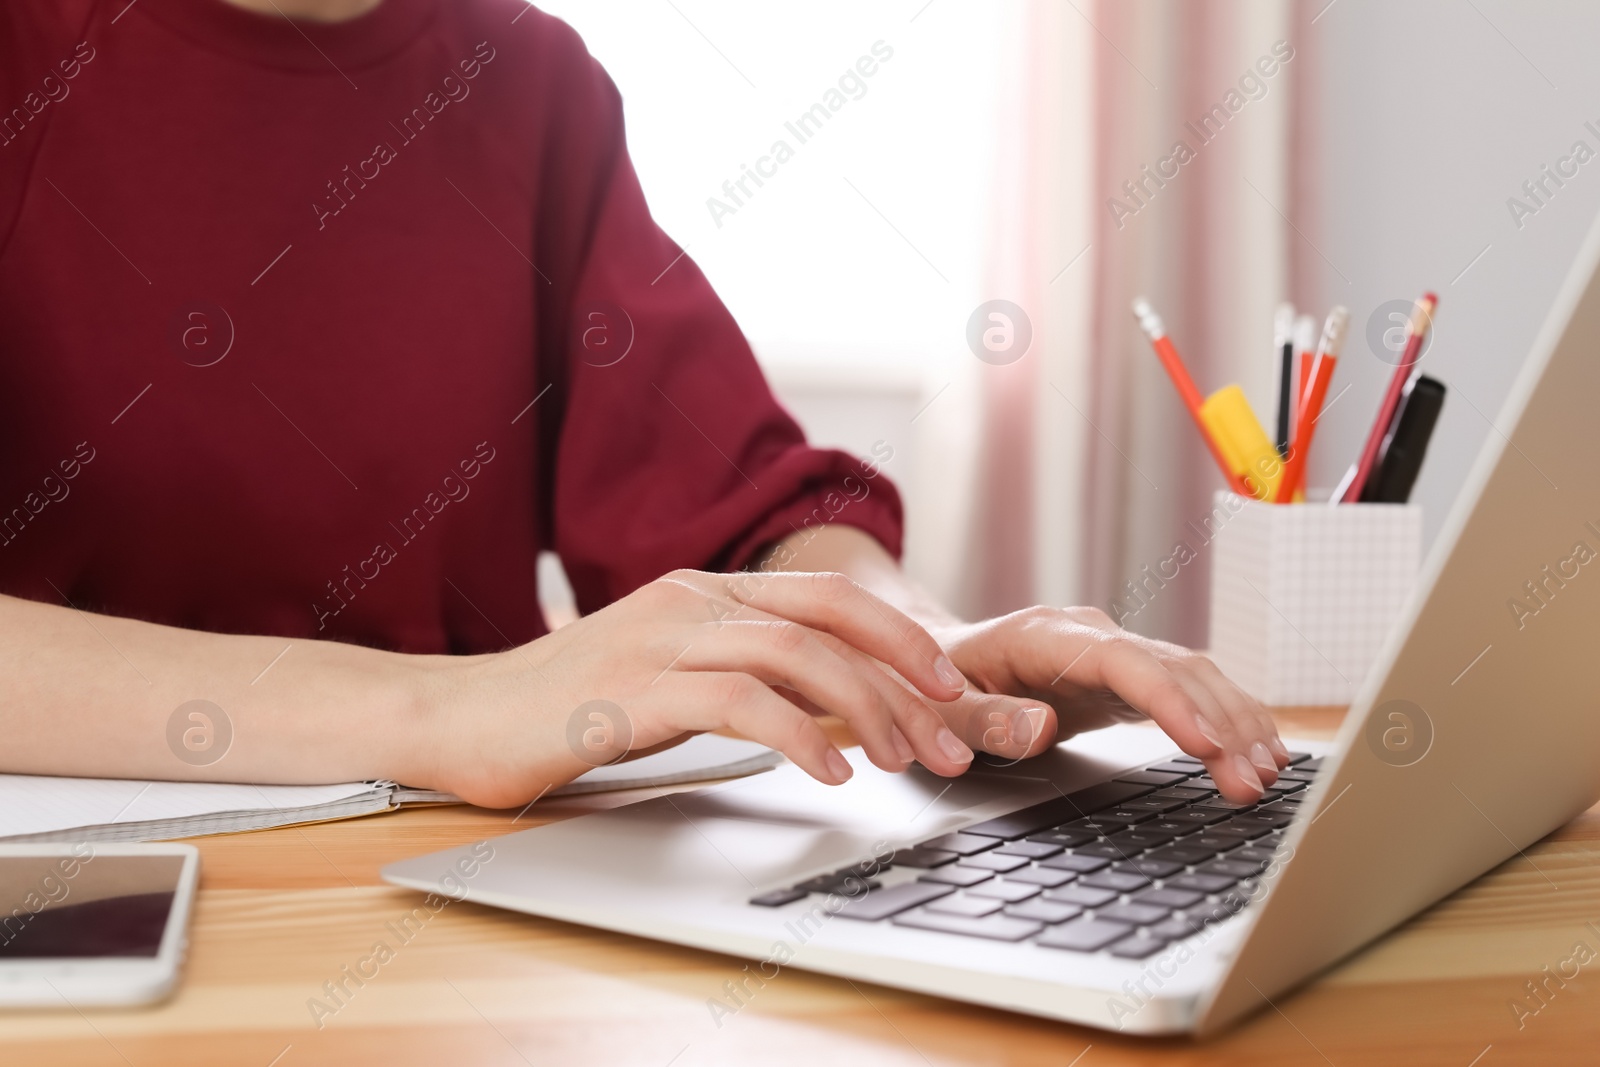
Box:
[416,569,977,808]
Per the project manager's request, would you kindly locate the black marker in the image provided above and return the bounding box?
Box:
[1362,374,1446,504]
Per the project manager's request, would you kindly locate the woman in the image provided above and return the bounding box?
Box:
[0,0,1288,808]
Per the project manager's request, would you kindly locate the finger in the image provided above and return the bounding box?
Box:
[718,571,966,702]
[937,688,1058,761]
[659,672,855,785]
[678,619,925,772]
[771,687,917,764]
[1059,634,1266,802]
[1159,665,1277,788]
[1190,656,1291,768]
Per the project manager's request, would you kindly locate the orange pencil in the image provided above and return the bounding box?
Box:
[1131,299,1251,496]
[1276,306,1348,502]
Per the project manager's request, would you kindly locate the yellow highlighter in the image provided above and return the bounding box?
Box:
[1199,385,1284,502]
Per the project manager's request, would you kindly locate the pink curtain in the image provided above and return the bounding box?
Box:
[963,0,1307,644]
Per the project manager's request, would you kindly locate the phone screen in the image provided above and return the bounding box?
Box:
[0,851,185,959]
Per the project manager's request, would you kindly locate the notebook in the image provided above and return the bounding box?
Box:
[0,734,782,844]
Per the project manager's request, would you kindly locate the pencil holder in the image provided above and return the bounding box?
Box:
[1208,491,1422,706]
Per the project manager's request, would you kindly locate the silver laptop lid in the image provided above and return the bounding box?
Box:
[1200,210,1600,1032]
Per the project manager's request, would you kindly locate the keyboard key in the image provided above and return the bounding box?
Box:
[1095,902,1170,926]
[797,873,881,894]
[926,894,1003,917]
[1143,761,1204,777]
[1118,797,1189,815]
[1025,830,1095,849]
[887,846,959,869]
[1201,859,1263,880]
[1143,846,1213,866]
[1039,853,1111,874]
[959,780,1155,840]
[918,866,994,888]
[1143,820,1198,836]
[1187,777,1222,791]
[1107,829,1182,851]
[892,909,1044,942]
[1168,755,1204,766]
[1135,887,1204,910]
[960,852,1030,873]
[1114,770,1189,786]
[1165,809,1231,828]
[749,887,809,907]
[1165,872,1237,893]
[1005,898,1083,924]
[1186,900,1237,926]
[1300,757,1324,771]
[1005,866,1077,888]
[1202,825,1270,842]
[1071,842,1139,860]
[1148,915,1206,941]
[1230,811,1296,830]
[1214,889,1253,914]
[919,833,1000,856]
[1152,786,1213,801]
[1184,833,1247,853]
[1099,809,1160,825]
[839,858,895,880]
[1276,768,1316,783]
[1080,870,1150,892]
[1044,884,1118,907]
[1288,752,1314,766]
[1060,817,1132,836]
[1192,798,1257,814]
[1109,935,1169,959]
[994,840,1064,860]
[1113,858,1183,879]
[1217,853,1270,874]
[1037,919,1133,952]
[1232,846,1280,865]
[834,882,956,922]
[967,879,1042,903]
[1269,779,1307,795]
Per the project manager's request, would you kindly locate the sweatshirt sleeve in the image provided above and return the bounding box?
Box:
[526,15,904,615]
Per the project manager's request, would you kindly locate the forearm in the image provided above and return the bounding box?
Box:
[0,592,440,785]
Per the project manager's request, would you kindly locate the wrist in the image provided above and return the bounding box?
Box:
[380,649,471,790]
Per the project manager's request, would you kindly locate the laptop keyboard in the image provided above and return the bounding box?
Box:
[748,752,1321,959]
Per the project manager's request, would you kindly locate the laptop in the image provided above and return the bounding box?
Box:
[383,212,1600,1035]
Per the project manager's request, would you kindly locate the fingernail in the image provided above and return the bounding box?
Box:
[1009,706,1047,747]
[934,655,966,691]
[1233,753,1264,795]
[1195,714,1224,750]
[1250,742,1278,776]
[936,727,974,764]
[825,749,854,783]
[891,727,915,765]
[1268,736,1292,766]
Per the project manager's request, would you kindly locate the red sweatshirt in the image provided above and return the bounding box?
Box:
[0,0,901,653]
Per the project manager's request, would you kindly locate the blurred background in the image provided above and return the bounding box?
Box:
[535,0,1600,647]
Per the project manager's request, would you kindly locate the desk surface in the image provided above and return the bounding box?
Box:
[8,707,1599,1067]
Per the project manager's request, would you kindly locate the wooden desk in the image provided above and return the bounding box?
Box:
[9,708,1600,1066]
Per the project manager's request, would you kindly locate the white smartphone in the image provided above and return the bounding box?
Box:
[0,842,200,1008]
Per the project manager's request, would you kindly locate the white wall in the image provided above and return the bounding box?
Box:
[532,0,1022,603]
[1303,0,1600,548]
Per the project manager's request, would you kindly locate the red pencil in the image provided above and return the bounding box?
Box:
[1341,292,1437,504]
[1131,298,1250,496]
[1276,306,1349,502]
